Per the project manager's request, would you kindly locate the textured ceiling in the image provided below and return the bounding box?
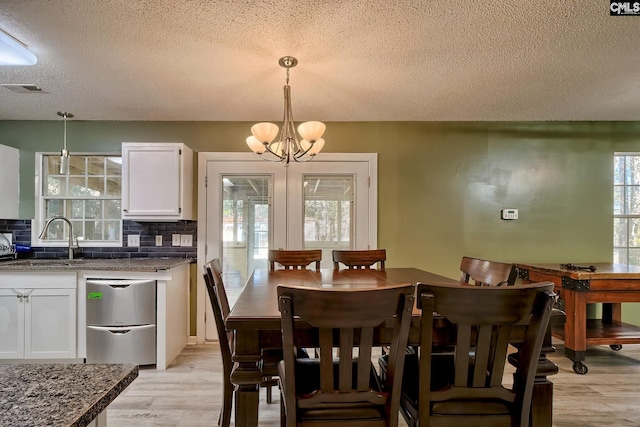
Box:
[0,0,639,122]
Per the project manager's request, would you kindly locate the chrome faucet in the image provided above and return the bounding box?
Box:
[39,215,77,259]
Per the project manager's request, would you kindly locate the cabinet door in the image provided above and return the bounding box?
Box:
[122,144,182,217]
[24,288,77,359]
[0,144,19,219]
[0,289,25,358]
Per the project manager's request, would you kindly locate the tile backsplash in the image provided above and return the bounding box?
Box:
[0,219,197,259]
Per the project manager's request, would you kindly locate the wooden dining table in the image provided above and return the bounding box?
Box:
[226,267,559,427]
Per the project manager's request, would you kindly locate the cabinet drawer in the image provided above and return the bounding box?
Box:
[86,325,156,365]
[0,271,77,289]
[86,279,156,326]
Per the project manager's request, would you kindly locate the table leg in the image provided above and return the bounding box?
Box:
[511,315,559,427]
[602,302,622,324]
[231,330,262,427]
[563,289,588,374]
[530,328,559,427]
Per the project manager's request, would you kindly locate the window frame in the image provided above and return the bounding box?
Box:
[33,152,123,247]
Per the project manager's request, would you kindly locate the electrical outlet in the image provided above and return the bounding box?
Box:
[127,234,140,247]
[172,234,181,246]
[155,235,163,246]
[180,234,193,247]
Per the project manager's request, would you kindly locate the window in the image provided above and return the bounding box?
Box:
[35,153,122,246]
[614,153,640,265]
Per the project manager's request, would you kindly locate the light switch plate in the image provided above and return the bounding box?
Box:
[180,234,193,247]
[172,234,181,246]
[155,235,163,246]
[127,234,140,247]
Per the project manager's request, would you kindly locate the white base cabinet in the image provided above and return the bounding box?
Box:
[0,272,77,359]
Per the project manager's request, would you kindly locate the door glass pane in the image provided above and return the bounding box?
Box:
[221,176,270,297]
[302,175,354,263]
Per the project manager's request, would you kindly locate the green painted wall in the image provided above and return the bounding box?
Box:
[3,120,640,322]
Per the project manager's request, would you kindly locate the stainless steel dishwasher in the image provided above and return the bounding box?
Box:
[85,278,156,365]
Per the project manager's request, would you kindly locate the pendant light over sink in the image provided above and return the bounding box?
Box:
[57,111,73,174]
[246,56,326,165]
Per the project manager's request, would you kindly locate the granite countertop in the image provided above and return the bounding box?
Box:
[0,257,193,272]
[0,363,138,427]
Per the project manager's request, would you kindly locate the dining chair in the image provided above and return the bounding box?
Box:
[381,257,518,377]
[459,255,517,286]
[332,249,386,271]
[397,281,555,427]
[277,283,415,427]
[268,249,322,271]
[203,260,280,427]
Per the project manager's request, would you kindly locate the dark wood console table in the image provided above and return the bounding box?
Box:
[516,262,640,374]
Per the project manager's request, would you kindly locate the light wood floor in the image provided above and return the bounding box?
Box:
[107,341,640,426]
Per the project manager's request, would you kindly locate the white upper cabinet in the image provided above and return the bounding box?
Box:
[121,142,194,221]
[0,144,20,219]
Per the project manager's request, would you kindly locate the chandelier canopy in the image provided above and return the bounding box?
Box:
[246,56,325,164]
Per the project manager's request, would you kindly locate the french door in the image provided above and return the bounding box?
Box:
[197,153,377,341]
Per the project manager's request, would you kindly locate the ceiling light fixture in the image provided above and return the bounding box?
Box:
[0,29,37,66]
[246,56,325,165]
[58,111,73,174]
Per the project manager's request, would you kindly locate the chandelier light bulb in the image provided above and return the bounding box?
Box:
[297,121,326,141]
[251,122,279,144]
[246,136,266,154]
[308,138,325,155]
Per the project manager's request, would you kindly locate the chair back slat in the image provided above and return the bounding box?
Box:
[338,328,355,392]
[318,328,334,392]
[454,324,472,387]
[490,326,512,387]
[332,249,386,271]
[459,256,517,286]
[357,328,374,391]
[269,249,322,271]
[278,283,414,426]
[472,324,494,387]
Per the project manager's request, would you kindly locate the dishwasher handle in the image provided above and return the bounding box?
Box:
[86,279,154,289]
[87,324,155,334]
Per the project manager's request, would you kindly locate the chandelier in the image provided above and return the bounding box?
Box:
[246,56,325,164]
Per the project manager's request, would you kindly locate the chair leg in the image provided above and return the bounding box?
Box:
[220,377,233,427]
[267,384,273,404]
[280,397,286,427]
